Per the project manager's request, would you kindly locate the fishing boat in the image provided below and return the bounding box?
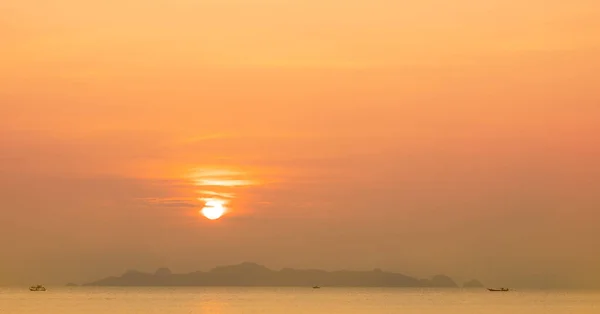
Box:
[488,288,509,292]
[312,286,321,289]
[29,285,46,291]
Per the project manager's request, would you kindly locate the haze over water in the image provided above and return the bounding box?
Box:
[2,287,600,314]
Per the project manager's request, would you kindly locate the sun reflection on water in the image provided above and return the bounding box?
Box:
[198,300,229,314]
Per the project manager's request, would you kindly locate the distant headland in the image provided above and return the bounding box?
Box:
[81,262,482,288]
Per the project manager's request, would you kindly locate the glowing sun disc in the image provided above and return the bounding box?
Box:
[201,200,226,220]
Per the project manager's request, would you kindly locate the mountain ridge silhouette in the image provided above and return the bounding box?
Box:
[83,262,477,288]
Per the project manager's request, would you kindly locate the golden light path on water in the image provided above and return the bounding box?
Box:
[189,168,257,220]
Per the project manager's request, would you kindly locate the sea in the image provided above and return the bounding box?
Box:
[1,287,598,314]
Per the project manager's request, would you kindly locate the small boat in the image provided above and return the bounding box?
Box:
[29,285,46,291]
[312,286,321,289]
[488,288,509,292]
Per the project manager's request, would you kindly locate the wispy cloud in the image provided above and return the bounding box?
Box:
[199,190,236,199]
[138,197,197,208]
[188,168,258,187]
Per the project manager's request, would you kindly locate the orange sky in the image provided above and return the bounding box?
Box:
[1,0,600,287]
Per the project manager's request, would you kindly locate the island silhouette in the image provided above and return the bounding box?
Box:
[82,262,482,288]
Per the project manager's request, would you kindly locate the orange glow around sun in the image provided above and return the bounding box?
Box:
[190,167,259,220]
[200,198,227,220]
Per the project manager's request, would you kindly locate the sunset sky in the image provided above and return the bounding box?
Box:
[1,0,599,287]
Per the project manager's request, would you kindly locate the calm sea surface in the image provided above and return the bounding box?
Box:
[1,287,598,314]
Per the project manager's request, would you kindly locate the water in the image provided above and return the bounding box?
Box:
[1,287,598,314]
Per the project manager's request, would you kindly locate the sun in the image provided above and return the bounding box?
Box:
[200,199,226,220]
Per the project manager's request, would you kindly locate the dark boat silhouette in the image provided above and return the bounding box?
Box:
[312,286,321,289]
[29,285,46,291]
[488,288,509,292]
